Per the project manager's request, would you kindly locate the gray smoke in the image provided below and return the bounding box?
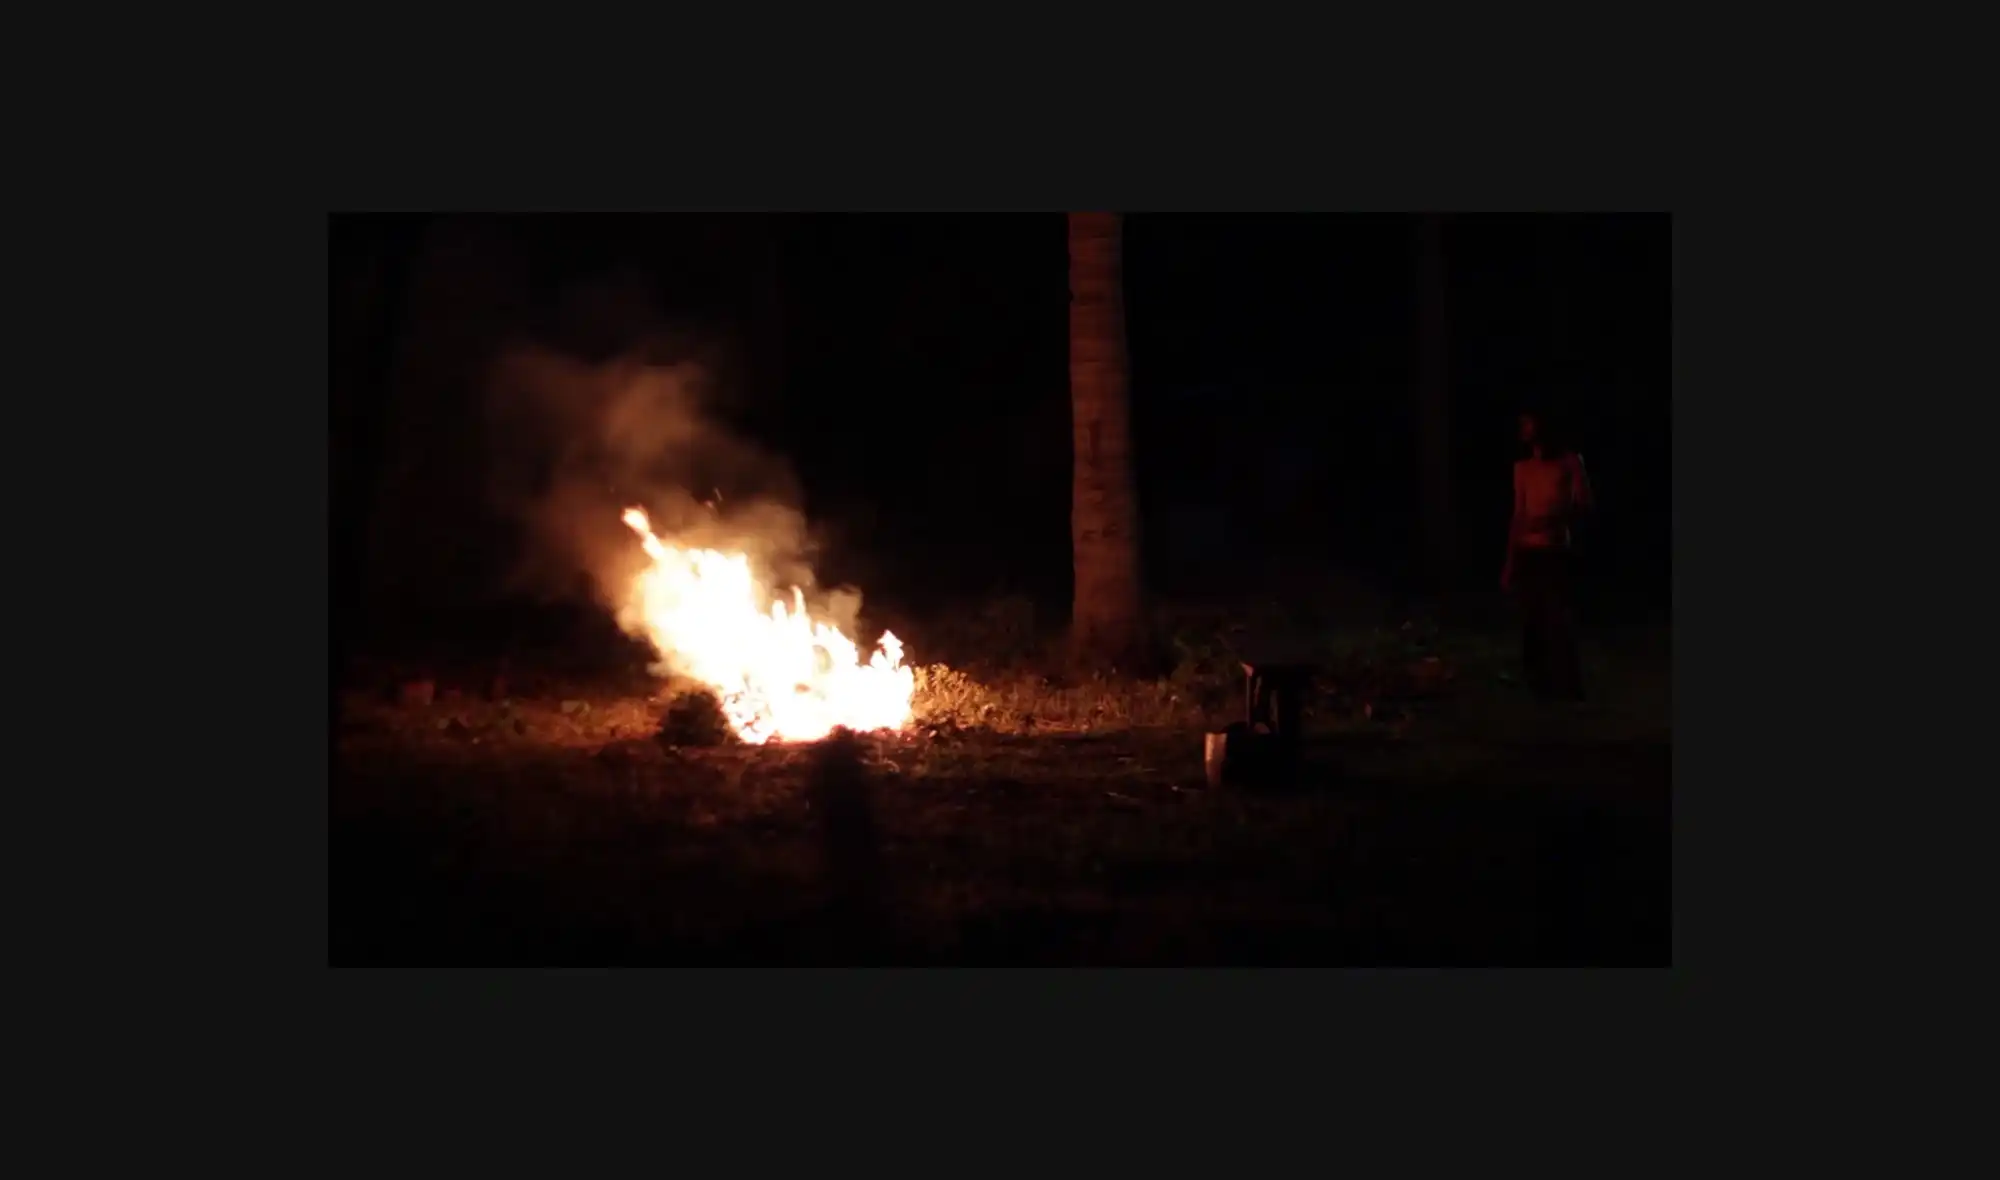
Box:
[481,288,861,642]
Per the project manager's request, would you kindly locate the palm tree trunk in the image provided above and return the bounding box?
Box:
[1068,212,1144,666]
[1415,213,1455,591]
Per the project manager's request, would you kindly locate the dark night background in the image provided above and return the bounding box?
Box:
[331,212,1668,661]
[330,212,1672,966]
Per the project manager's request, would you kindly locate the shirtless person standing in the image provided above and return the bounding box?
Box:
[1502,411,1593,700]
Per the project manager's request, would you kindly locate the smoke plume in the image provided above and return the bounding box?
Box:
[481,293,861,651]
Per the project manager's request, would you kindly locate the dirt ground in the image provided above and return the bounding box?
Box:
[331,633,1670,965]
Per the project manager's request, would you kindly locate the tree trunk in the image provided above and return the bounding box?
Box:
[361,216,529,626]
[1415,212,1455,591]
[1068,212,1144,666]
[330,213,426,723]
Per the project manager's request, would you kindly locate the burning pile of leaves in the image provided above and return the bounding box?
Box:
[337,604,1502,767]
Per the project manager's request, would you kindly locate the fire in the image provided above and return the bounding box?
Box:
[617,507,915,744]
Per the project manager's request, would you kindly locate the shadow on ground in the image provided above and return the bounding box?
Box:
[332,714,1668,966]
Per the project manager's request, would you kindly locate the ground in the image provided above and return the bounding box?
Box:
[331,611,1670,966]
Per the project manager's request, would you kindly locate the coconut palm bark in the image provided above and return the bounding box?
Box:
[1067,212,1144,666]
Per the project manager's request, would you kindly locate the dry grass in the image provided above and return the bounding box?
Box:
[332,601,1670,965]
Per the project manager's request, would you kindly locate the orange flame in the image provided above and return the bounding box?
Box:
[618,507,915,744]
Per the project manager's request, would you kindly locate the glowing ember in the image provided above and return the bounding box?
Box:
[617,507,915,744]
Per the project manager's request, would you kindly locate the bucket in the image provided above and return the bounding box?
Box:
[1203,722,1252,789]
